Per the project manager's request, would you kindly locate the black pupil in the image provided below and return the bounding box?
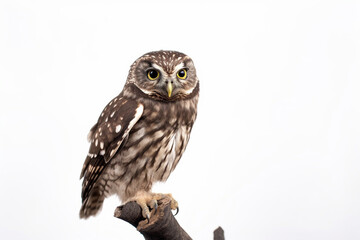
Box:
[149,70,158,79]
[178,70,185,78]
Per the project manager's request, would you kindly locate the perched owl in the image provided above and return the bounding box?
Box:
[80,50,199,220]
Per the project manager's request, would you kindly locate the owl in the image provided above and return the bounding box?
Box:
[80,50,199,220]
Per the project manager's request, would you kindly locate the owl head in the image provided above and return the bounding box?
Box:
[127,50,199,101]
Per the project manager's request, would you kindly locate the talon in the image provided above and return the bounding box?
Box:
[132,191,160,223]
[154,201,158,214]
[148,199,158,215]
[174,206,179,216]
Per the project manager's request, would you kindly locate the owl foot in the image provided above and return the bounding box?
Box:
[162,193,179,215]
[131,191,179,222]
[154,193,179,215]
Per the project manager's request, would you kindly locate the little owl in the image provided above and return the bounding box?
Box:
[79,50,199,220]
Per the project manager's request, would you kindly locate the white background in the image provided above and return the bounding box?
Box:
[1,0,359,239]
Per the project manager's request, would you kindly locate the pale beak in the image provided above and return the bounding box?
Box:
[167,81,173,98]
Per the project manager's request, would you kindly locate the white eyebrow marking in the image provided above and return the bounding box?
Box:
[152,63,167,76]
[173,63,185,74]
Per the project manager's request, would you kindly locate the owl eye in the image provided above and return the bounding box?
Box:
[177,69,187,80]
[147,69,160,80]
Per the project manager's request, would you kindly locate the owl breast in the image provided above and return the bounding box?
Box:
[102,97,197,202]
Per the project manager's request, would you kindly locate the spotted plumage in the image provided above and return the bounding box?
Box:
[80,50,199,219]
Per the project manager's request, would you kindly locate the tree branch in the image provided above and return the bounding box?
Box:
[114,197,192,240]
[213,227,225,240]
[114,197,225,239]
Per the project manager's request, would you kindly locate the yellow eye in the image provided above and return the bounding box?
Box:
[177,69,187,80]
[147,69,160,80]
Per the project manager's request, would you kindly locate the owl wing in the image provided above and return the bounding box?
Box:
[80,97,144,201]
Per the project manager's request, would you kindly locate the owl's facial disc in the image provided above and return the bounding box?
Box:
[150,63,185,99]
[132,52,197,100]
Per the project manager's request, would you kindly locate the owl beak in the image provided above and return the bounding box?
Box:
[167,81,173,98]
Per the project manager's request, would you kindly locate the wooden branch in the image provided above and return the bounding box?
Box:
[114,197,192,240]
[213,227,225,240]
[114,197,225,239]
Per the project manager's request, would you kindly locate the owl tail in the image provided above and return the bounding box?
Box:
[79,190,105,219]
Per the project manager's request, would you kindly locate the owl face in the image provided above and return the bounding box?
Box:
[129,51,198,101]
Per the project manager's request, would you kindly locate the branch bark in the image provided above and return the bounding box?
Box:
[114,197,225,239]
[213,227,225,240]
[114,197,192,240]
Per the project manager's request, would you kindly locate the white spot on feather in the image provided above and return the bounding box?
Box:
[115,125,121,133]
[110,149,116,156]
[100,142,104,149]
[110,111,115,117]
